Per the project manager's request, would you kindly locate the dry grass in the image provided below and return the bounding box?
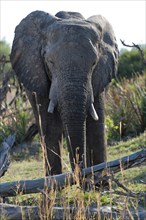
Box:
[1,134,146,219]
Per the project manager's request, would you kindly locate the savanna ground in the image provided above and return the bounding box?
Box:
[0,132,146,219]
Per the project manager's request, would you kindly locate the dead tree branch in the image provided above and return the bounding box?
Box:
[120,39,146,65]
[111,176,146,198]
[0,149,145,197]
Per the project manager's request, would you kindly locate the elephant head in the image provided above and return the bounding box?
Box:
[11,11,118,173]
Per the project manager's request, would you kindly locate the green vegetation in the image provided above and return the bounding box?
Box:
[118,47,146,79]
[0,39,11,74]
[108,131,146,160]
[0,108,30,143]
[0,39,10,58]
[106,73,146,143]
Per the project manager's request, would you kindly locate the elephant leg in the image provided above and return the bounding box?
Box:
[86,92,107,167]
[26,91,63,176]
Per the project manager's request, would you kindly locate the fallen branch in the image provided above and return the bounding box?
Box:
[0,203,39,220]
[0,172,74,197]
[0,135,15,178]
[107,175,146,198]
[82,148,146,176]
[0,203,145,220]
[0,149,145,197]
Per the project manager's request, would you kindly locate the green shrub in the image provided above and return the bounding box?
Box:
[106,73,146,142]
[0,39,11,74]
[0,92,31,144]
[0,109,29,144]
[106,116,119,141]
[118,47,146,79]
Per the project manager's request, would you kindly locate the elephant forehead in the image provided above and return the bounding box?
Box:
[48,20,99,43]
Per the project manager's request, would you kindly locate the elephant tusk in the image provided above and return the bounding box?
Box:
[90,103,99,121]
[48,100,55,113]
[48,78,58,114]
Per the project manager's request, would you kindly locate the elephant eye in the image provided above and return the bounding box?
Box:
[47,60,54,69]
[48,60,54,65]
[92,61,96,66]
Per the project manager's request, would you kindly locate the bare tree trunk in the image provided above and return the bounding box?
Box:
[0,203,40,220]
[0,203,146,220]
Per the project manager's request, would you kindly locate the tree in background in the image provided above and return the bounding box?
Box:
[0,39,11,75]
[118,45,146,79]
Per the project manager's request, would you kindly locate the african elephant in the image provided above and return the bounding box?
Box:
[10,11,118,175]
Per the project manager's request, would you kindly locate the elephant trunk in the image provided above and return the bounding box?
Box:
[64,120,86,170]
[58,75,88,169]
[47,67,99,170]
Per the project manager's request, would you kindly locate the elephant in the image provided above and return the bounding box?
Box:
[10,10,119,176]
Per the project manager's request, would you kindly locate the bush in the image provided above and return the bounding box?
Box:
[106,73,146,143]
[0,102,30,144]
[105,116,119,142]
[0,39,11,75]
[118,47,146,79]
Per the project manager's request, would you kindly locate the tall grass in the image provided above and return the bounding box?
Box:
[106,73,146,143]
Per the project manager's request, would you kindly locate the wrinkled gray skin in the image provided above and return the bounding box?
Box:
[11,11,118,175]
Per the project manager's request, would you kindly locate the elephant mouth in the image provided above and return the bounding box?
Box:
[47,74,99,121]
[48,98,98,121]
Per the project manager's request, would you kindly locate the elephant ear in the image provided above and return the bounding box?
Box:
[88,15,119,96]
[10,10,57,96]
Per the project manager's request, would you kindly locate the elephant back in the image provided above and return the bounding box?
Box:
[55,11,85,20]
